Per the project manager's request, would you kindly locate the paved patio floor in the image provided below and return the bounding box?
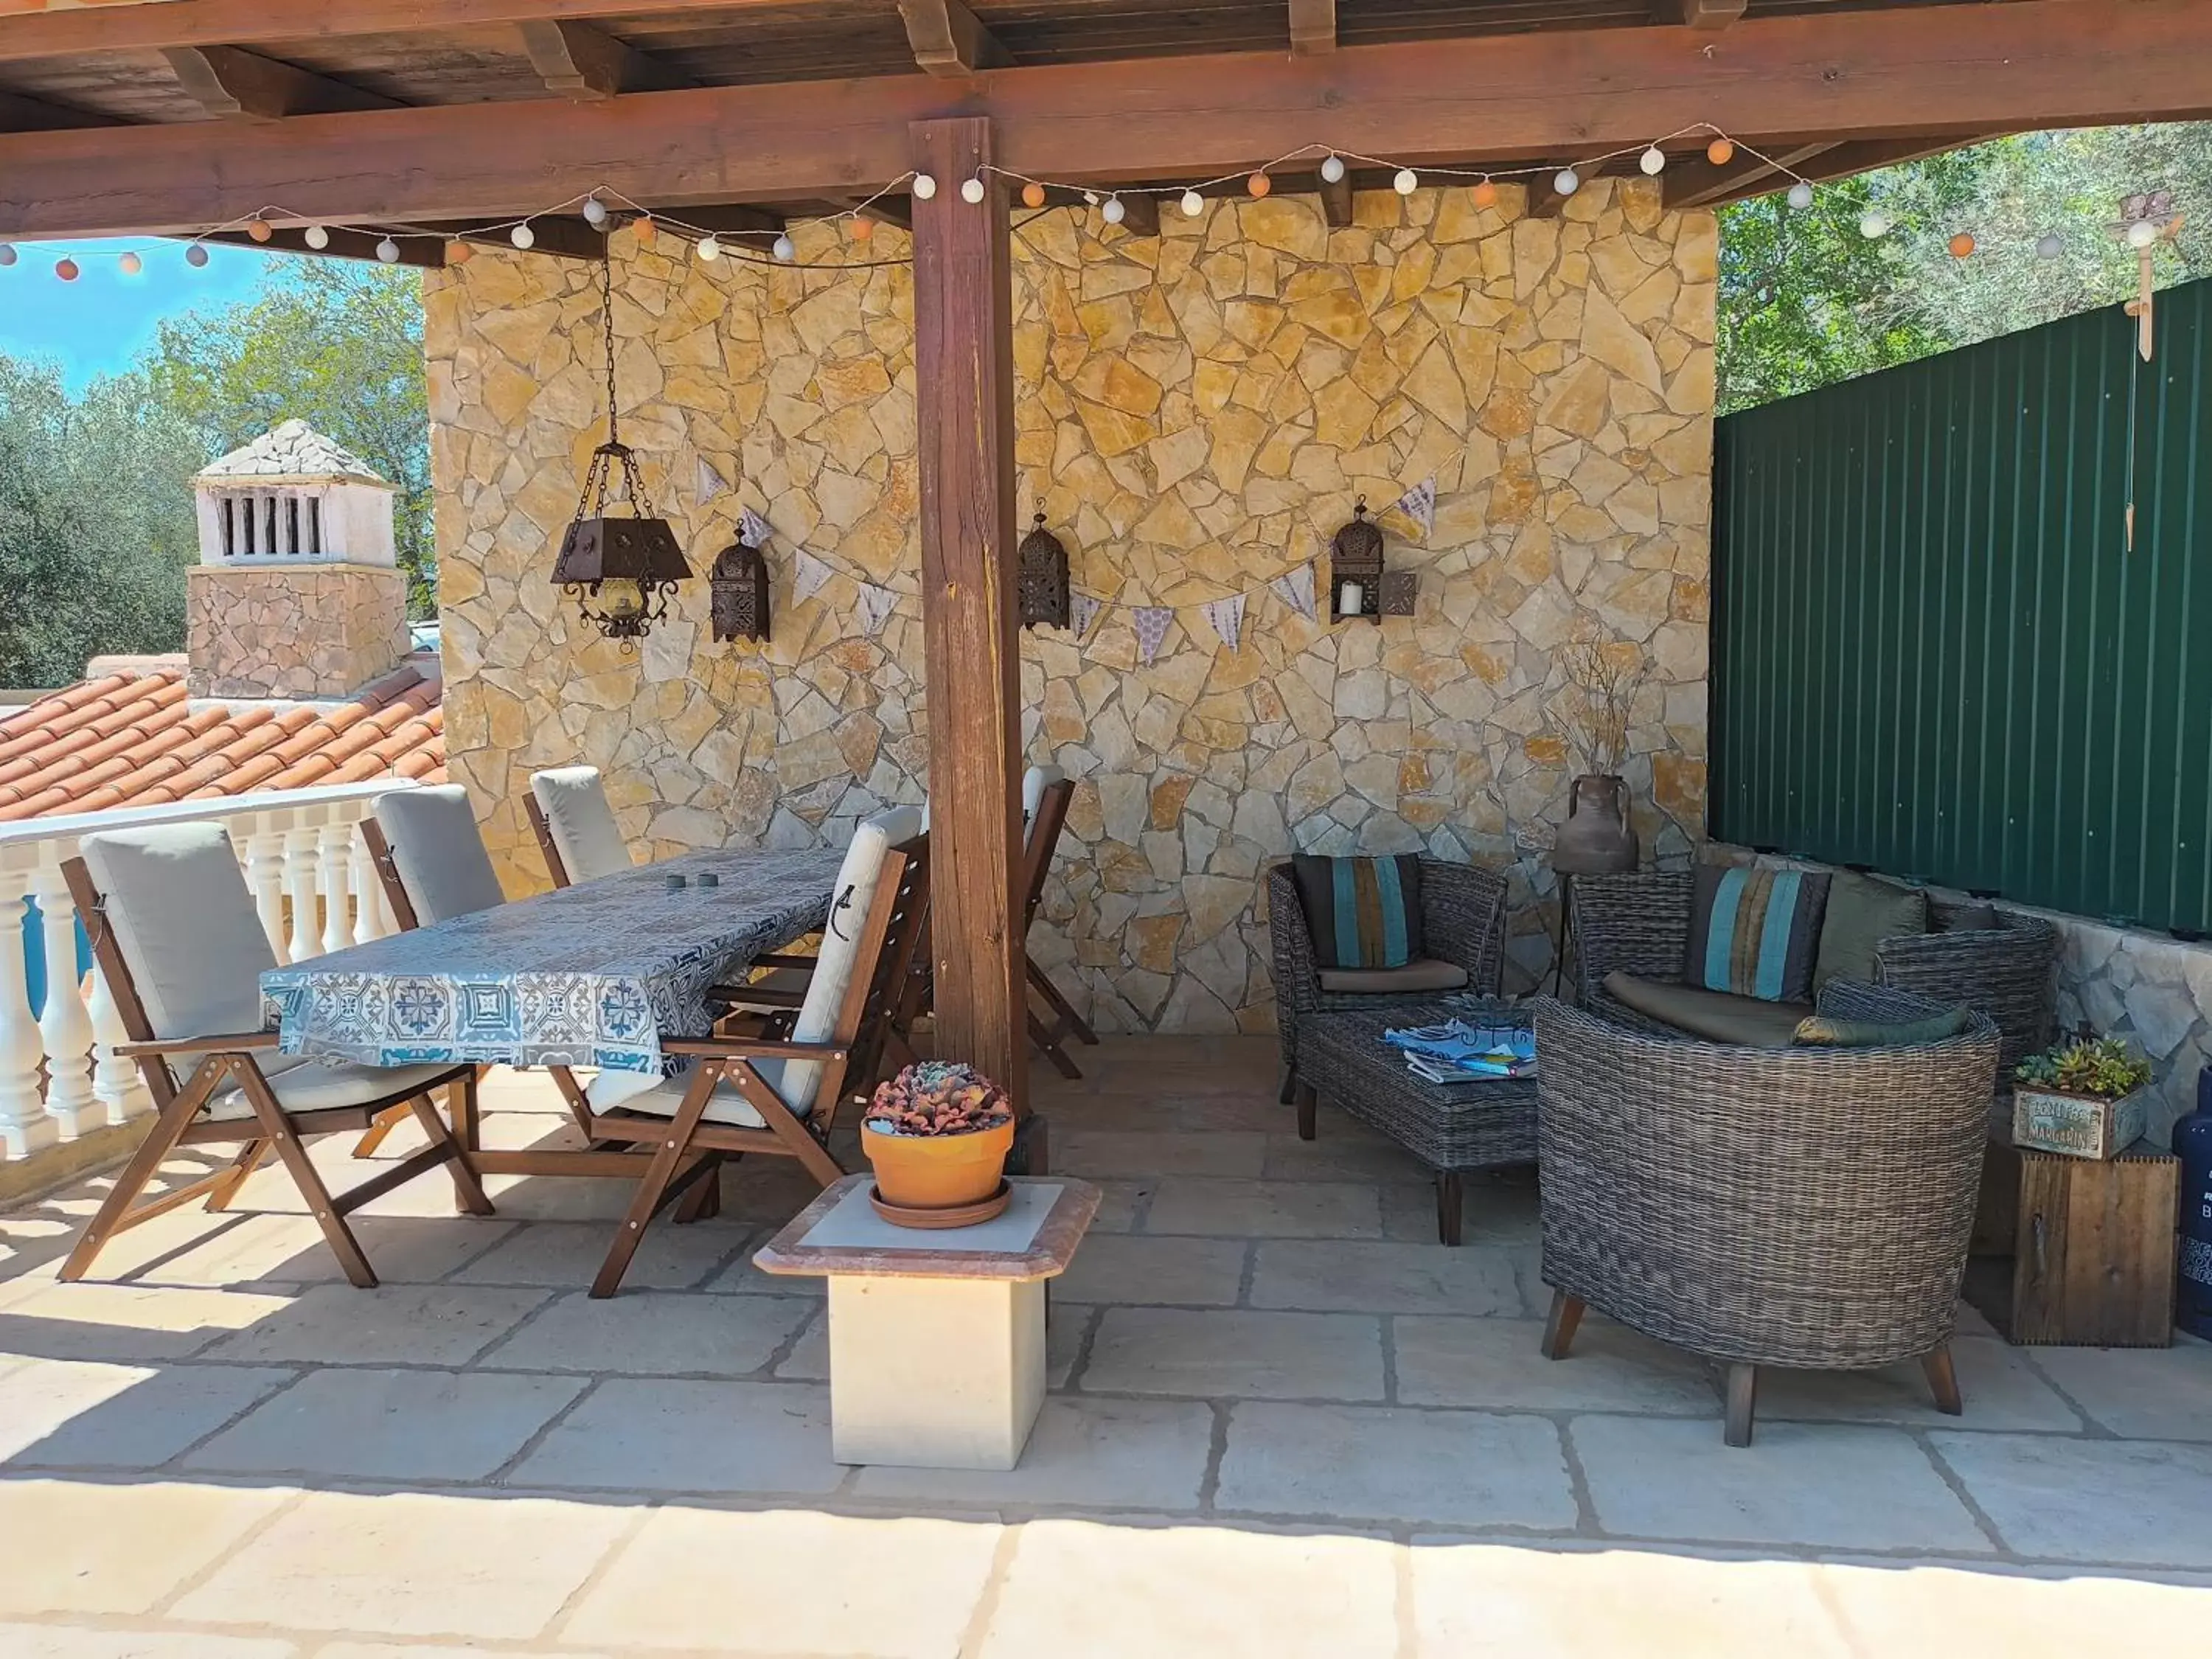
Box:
[1,1035,2208,1655]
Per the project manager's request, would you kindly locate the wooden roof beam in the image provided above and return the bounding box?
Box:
[516,18,692,100]
[896,0,1011,77]
[161,45,400,121]
[0,88,119,133]
[1659,0,1746,27]
[1684,135,2002,208]
[1289,0,1336,56]
[1665,141,1837,209]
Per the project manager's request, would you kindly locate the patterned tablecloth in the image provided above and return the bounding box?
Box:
[261,846,844,1074]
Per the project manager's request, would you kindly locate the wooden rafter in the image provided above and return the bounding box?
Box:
[1288,0,1336,56]
[1317,169,1353,228]
[831,195,911,233]
[3,1,2208,238]
[896,0,1011,77]
[516,18,692,100]
[1678,135,2000,209]
[0,88,119,133]
[1658,0,1746,28]
[1665,141,1837,210]
[160,45,400,120]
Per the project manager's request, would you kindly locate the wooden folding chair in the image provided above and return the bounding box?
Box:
[59,830,491,1290]
[1018,776,1100,1079]
[524,794,571,889]
[582,828,931,1296]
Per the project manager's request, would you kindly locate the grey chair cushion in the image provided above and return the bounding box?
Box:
[79,824,272,1048]
[207,1058,459,1120]
[375,785,505,923]
[530,765,631,885]
[1316,959,1470,995]
[588,1062,812,1130]
[1604,972,1812,1048]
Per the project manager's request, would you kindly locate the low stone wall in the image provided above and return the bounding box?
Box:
[187,563,410,700]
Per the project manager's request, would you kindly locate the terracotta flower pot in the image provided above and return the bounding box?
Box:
[863,1117,1015,1210]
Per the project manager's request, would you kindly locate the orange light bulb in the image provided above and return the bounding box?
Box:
[1021,181,1046,209]
[1471,179,1498,210]
[1948,232,1976,259]
[633,214,657,248]
[55,257,79,281]
[1247,171,1271,198]
[1705,138,1736,167]
[851,214,874,241]
[445,238,473,265]
[246,219,273,243]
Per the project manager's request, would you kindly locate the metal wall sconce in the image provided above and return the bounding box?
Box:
[1018,512,1071,630]
[710,532,771,642]
[1329,496,1416,622]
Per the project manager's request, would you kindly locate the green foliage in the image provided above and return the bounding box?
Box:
[0,358,205,689]
[147,261,433,614]
[2014,1036,2152,1100]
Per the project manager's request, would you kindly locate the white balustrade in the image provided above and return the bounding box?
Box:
[0,776,421,1167]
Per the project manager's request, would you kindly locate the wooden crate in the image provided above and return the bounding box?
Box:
[1966,1140,2180,1346]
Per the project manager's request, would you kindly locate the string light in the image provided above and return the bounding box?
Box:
[303,224,330,250]
[1553,167,1581,196]
[581,193,608,227]
[1471,179,1498,209]
[185,243,209,268]
[1787,181,1815,210]
[912,173,938,200]
[2036,232,2065,260]
[696,234,722,261]
[0,246,14,268]
[2127,218,2159,249]
[1948,232,1976,259]
[1706,138,1735,166]
[1102,194,1127,225]
[1247,171,1271,198]
[772,233,796,261]
[1181,189,1205,217]
[445,238,473,264]
[1393,168,1419,195]
[118,251,142,275]
[633,214,657,247]
[55,257,78,281]
[960,176,986,204]
[851,214,875,241]
[375,236,400,263]
[1320,153,1346,184]
[1022,181,1046,209]
[1860,211,1891,240]
[246,219,272,244]
[510,222,535,250]
[1639,146,1667,176]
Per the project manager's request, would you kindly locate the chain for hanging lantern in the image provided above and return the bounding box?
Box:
[550,259,692,647]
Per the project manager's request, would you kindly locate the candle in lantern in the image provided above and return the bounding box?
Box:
[1339,581,1365,617]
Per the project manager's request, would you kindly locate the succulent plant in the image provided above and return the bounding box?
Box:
[2014,1035,2152,1100]
[866,1060,1013,1138]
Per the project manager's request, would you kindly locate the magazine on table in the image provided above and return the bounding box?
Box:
[1381,1017,1537,1082]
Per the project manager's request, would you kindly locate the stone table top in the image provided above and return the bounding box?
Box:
[753,1175,1100,1282]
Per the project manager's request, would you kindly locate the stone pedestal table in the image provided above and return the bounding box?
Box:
[754,1174,1099,1470]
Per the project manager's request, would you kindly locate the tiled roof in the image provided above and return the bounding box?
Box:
[0,661,444,822]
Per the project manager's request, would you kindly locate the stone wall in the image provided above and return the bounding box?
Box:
[429,178,1717,1030]
[186,563,410,700]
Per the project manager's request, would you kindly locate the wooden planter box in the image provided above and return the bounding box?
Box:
[1966,1140,2179,1347]
[2012,1082,2149,1160]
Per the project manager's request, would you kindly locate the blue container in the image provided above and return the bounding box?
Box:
[2174,1067,2212,1341]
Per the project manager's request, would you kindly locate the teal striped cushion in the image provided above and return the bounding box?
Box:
[1290,855,1425,971]
[1683,864,1831,1003]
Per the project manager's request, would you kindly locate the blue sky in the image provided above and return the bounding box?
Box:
[0,237,288,389]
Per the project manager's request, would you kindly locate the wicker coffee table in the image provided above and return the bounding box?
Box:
[1294,999,1538,1245]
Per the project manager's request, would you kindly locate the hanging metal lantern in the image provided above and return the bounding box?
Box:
[1018,512,1071,630]
[1328,495,1385,623]
[550,258,691,646]
[711,533,771,642]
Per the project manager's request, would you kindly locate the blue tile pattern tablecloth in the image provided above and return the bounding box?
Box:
[261,846,844,1075]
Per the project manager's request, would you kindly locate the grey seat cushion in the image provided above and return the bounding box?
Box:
[1603,972,1812,1048]
[1317,959,1470,995]
[375,785,505,923]
[588,1062,814,1130]
[206,1058,461,1120]
[529,765,631,884]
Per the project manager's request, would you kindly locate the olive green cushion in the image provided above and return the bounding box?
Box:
[1792,1006,1977,1048]
[1602,972,1812,1049]
[1943,900,2001,932]
[1812,871,1929,992]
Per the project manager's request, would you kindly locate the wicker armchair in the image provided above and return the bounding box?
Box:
[1267,858,1508,1104]
[1569,870,2058,1079]
[1534,982,2002,1446]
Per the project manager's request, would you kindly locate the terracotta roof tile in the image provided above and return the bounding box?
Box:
[0,664,445,822]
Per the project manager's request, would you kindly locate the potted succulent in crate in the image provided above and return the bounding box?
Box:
[864,1060,1017,1220]
[2012,1034,2154,1160]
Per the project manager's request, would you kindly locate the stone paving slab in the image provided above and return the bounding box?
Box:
[1753,1337,2084,1433]
[201,1285,550,1368]
[1927,1433,2212,1567]
[852,1396,1215,1512]
[2020,1335,2212,1441]
[473,1288,813,1377]
[0,1626,300,1658]
[509,1377,845,1495]
[0,1359,294,1470]
[1052,1234,1248,1307]
[1248,1239,1526,1316]
[0,1478,294,1617]
[1081,1307,1386,1401]
[1139,1178,1383,1239]
[451,1219,754,1291]
[1394,1313,1719,1415]
[0,1282,293,1364]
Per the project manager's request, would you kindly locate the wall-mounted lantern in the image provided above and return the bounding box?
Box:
[1018,512,1071,630]
[710,532,771,643]
[1329,497,1385,623]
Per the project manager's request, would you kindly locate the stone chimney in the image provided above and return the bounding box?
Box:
[185,419,411,699]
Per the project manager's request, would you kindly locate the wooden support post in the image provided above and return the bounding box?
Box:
[911,115,1026,1111]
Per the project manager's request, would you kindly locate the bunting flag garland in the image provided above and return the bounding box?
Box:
[738,507,773,546]
[1201,593,1247,653]
[696,456,729,505]
[792,549,834,605]
[1391,476,1436,540]
[856,582,898,637]
[1070,591,1102,640]
[1270,561,1318,623]
[1133,606,1173,666]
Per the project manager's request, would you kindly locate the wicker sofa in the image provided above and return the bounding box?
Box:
[1534,982,2003,1446]
[1267,859,1508,1105]
[1568,869,2058,1080]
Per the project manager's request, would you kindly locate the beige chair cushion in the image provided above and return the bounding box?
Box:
[1317,959,1470,995]
[205,1059,459,1121]
[588,1062,809,1130]
[1604,972,1812,1049]
[375,785,505,923]
[530,765,630,884]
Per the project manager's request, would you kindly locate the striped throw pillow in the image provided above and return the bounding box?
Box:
[1683,865,1831,1003]
[1290,855,1425,971]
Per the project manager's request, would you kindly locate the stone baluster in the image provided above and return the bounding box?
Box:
[348,823,384,944]
[86,953,152,1125]
[316,822,352,956]
[245,830,289,962]
[0,872,55,1158]
[283,828,319,963]
[29,863,97,1138]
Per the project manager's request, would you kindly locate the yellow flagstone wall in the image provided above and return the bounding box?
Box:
[428,178,1715,1029]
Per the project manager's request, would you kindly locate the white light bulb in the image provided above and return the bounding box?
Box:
[375,236,400,264]
[772,234,795,262]
[0,245,18,268]
[960,175,987,204]
[1787,181,1815,210]
[1553,167,1581,196]
[1320,153,1346,184]
[1180,189,1205,218]
[912,173,937,200]
[1858,211,1889,240]
[582,194,608,227]
[696,234,721,262]
[303,223,330,250]
[1393,167,1418,195]
[1102,195,1126,225]
[185,243,210,268]
[2128,218,2159,249]
[2035,232,2065,260]
[1639,146,1666,176]
[510,222,535,250]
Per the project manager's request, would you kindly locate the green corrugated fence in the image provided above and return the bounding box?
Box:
[1712,274,2212,935]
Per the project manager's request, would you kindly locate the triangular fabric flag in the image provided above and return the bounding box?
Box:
[1133,606,1172,666]
[738,507,773,546]
[1270,562,1318,622]
[791,549,833,605]
[1069,592,1102,640]
[695,456,729,505]
[1392,476,1436,540]
[857,582,897,637]
[1202,593,1246,653]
